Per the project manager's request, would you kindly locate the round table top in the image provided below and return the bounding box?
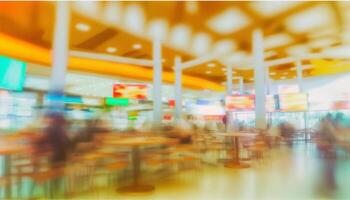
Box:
[215,132,257,137]
[104,136,178,147]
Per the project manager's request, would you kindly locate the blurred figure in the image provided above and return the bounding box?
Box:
[266,123,281,148]
[34,112,70,166]
[165,118,193,144]
[315,114,338,195]
[73,119,107,144]
[278,122,295,147]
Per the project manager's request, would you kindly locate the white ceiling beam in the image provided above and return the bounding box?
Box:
[181,52,229,69]
[69,50,154,67]
[264,53,326,67]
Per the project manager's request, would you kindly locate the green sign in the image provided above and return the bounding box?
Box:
[0,56,26,91]
[128,116,138,120]
[105,97,129,106]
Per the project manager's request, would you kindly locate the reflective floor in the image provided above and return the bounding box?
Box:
[73,144,350,200]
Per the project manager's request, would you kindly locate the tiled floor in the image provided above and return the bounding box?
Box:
[74,144,350,200]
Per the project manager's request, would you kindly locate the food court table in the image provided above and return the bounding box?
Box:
[104,136,178,193]
[215,133,257,168]
[0,144,31,199]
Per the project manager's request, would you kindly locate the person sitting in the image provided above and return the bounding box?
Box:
[34,112,71,167]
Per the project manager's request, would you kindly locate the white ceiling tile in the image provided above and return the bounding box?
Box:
[285,4,335,33]
[207,8,251,34]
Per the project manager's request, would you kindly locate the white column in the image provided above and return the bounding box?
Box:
[174,56,182,125]
[50,2,70,93]
[265,66,270,95]
[226,66,233,95]
[253,29,267,129]
[153,39,163,129]
[296,60,303,92]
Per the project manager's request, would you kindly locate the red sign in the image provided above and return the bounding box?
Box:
[163,114,172,120]
[113,84,148,99]
[169,99,175,108]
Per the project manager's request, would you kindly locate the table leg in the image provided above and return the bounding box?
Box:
[117,146,155,193]
[225,137,250,168]
[4,155,12,199]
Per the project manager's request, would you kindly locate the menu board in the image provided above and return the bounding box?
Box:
[0,56,26,91]
[278,93,308,112]
[309,92,350,111]
[113,84,148,99]
[225,95,255,111]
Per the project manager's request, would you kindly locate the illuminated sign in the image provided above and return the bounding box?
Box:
[278,93,308,112]
[105,97,129,106]
[0,56,26,91]
[225,95,255,111]
[113,84,148,99]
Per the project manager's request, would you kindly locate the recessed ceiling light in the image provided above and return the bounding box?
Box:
[270,72,277,75]
[185,1,198,14]
[250,78,254,81]
[207,8,251,34]
[250,2,301,17]
[75,23,90,32]
[280,76,286,79]
[170,24,191,49]
[205,71,212,74]
[133,43,142,49]
[207,63,216,68]
[124,4,145,33]
[285,4,334,33]
[192,32,211,56]
[148,19,168,41]
[106,47,117,53]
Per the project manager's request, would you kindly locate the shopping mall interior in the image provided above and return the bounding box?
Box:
[2,1,350,199]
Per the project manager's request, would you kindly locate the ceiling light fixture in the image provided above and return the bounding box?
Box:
[133,43,142,49]
[207,63,216,68]
[270,72,277,75]
[75,23,90,32]
[205,71,212,74]
[207,8,251,34]
[185,1,198,14]
[280,76,286,79]
[106,47,117,53]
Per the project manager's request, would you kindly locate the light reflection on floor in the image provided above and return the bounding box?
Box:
[74,144,350,200]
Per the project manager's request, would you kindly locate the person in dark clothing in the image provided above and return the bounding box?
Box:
[36,112,70,166]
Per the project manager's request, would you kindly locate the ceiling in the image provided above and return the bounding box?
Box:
[1,1,350,87]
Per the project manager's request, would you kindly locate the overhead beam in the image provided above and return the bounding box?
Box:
[70,50,154,67]
[181,52,229,69]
